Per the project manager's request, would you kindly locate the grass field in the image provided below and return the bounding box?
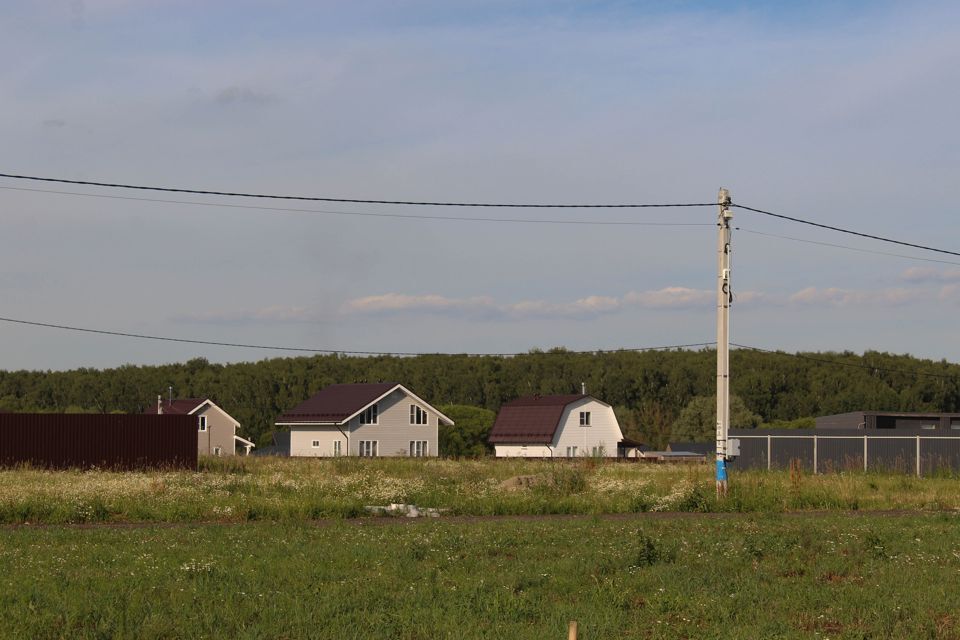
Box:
[3,512,960,639]
[1,457,959,525]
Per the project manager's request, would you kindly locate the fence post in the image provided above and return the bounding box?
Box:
[863,435,868,472]
[813,434,818,474]
[767,435,772,471]
[916,435,921,478]
[568,620,578,640]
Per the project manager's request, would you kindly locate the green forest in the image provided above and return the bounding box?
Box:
[1,347,958,451]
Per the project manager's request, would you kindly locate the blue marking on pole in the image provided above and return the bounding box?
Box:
[716,459,727,482]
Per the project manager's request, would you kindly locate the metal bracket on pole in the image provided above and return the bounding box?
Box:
[716,188,732,498]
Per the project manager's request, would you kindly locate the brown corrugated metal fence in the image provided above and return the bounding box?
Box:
[0,414,197,470]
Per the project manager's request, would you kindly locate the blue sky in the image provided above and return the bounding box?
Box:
[2,0,959,370]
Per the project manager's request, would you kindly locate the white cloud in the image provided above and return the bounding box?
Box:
[341,287,763,319]
[902,267,960,283]
[623,287,712,309]
[340,293,495,315]
[789,287,919,307]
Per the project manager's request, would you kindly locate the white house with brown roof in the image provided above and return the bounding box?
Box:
[488,394,624,458]
[276,382,454,457]
[146,398,254,456]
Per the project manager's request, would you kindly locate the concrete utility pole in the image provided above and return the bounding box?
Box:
[716,188,732,497]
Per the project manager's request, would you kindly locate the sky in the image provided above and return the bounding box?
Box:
[2,0,959,371]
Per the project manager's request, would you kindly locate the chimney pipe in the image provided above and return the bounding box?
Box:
[168,386,173,407]
[581,381,586,395]
[157,395,162,415]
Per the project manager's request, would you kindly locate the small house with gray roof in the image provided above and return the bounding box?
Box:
[488,394,625,458]
[276,382,453,457]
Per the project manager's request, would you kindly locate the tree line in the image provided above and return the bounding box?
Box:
[1,348,959,451]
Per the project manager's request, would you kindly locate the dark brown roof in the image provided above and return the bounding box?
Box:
[277,383,397,424]
[144,398,207,415]
[488,395,587,444]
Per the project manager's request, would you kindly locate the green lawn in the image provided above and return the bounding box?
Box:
[2,513,959,639]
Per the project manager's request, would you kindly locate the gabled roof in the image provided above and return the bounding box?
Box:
[276,382,454,426]
[488,394,594,444]
[144,398,208,416]
[144,398,240,428]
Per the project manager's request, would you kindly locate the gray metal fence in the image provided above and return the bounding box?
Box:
[729,429,960,477]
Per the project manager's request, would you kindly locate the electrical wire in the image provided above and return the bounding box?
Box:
[0,173,714,209]
[0,186,713,227]
[735,227,960,266]
[0,315,714,357]
[732,203,960,258]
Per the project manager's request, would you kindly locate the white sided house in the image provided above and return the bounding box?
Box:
[146,397,255,456]
[488,394,625,458]
[276,382,453,457]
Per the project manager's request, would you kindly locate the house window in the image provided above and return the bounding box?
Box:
[566,446,578,457]
[311,440,320,448]
[951,419,960,430]
[198,416,208,432]
[579,411,591,426]
[213,446,222,456]
[410,405,428,425]
[359,440,378,457]
[360,404,379,425]
[333,440,342,456]
[409,440,428,457]
[592,446,601,457]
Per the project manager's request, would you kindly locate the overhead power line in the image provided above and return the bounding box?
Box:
[4,171,955,256]
[0,186,713,227]
[732,203,960,258]
[0,173,714,209]
[736,227,960,266]
[0,315,714,357]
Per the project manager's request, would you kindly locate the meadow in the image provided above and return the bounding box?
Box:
[1,456,959,525]
[2,513,960,638]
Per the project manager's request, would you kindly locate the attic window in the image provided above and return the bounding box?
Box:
[410,405,428,425]
[579,411,591,426]
[198,416,207,432]
[360,403,379,425]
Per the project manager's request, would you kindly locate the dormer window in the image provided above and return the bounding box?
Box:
[360,403,379,425]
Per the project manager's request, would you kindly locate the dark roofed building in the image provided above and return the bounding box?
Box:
[816,411,960,431]
[276,383,452,457]
[488,394,626,458]
[145,397,253,456]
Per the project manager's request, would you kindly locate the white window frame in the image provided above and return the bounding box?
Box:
[566,446,578,458]
[579,411,591,427]
[198,415,208,432]
[311,440,320,448]
[359,440,379,457]
[410,405,428,425]
[409,440,428,457]
[333,440,342,456]
[359,404,379,425]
